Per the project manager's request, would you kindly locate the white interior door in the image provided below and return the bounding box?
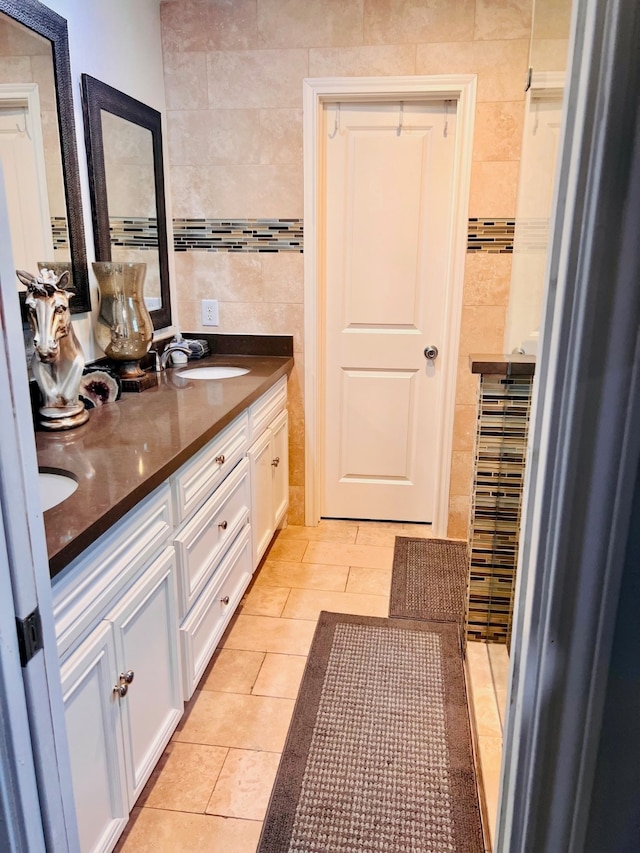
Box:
[0,88,53,276]
[322,100,457,522]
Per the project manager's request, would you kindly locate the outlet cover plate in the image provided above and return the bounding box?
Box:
[201,299,219,326]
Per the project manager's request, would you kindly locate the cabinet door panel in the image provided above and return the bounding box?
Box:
[271,410,289,528]
[248,428,275,568]
[108,547,183,806]
[61,622,128,853]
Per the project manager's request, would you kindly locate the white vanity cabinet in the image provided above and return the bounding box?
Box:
[53,375,289,852]
[55,486,183,853]
[248,377,289,567]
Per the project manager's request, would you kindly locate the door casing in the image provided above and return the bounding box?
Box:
[303,76,477,534]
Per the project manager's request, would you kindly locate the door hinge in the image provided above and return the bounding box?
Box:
[16,608,43,667]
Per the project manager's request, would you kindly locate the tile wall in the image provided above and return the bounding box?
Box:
[466,371,534,644]
[159,0,566,531]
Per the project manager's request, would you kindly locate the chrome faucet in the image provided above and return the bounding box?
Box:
[160,340,192,369]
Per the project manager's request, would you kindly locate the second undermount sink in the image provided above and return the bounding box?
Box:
[38,469,78,512]
[176,366,250,380]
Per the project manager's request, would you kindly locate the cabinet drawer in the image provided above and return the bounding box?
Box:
[172,412,249,523]
[174,457,250,616]
[180,526,252,700]
[53,483,174,659]
[249,377,287,442]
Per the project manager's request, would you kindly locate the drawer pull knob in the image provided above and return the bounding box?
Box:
[121,670,135,684]
[113,683,128,698]
[220,595,230,605]
[215,454,225,465]
[271,456,280,467]
[218,520,228,531]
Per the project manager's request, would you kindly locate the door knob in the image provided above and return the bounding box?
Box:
[424,345,439,361]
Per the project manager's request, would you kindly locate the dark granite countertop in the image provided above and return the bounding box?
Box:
[469,353,536,375]
[38,352,293,579]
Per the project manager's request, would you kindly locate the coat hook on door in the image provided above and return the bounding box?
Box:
[396,101,404,137]
[443,100,450,138]
[328,103,340,139]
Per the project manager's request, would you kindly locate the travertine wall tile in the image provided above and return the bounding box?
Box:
[168,110,261,166]
[474,0,532,41]
[259,109,303,165]
[309,44,416,77]
[206,49,308,109]
[257,0,364,49]
[163,52,208,110]
[416,40,529,103]
[363,0,475,45]
[464,252,513,306]
[473,102,525,162]
[469,161,521,217]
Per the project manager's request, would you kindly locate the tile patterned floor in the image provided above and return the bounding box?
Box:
[116,520,508,853]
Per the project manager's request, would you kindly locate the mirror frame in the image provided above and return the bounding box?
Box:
[81,74,172,331]
[0,0,90,313]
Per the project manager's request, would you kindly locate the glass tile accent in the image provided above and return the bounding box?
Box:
[467,218,515,254]
[172,218,303,253]
[466,373,534,646]
[51,216,69,251]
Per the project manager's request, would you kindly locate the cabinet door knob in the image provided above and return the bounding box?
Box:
[113,683,128,698]
[215,454,225,465]
[121,670,135,684]
[271,457,280,467]
[220,595,230,605]
[218,520,228,531]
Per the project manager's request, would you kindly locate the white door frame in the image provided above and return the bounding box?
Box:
[0,83,54,259]
[0,164,79,850]
[498,0,640,847]
[303,75,476,533]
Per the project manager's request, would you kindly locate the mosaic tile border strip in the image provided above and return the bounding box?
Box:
[172,218,303,253]
[467,218,515,254]
[51,216,69,251]
[170,217,514,253]
[466,373,534,646]
[109,216,159,250]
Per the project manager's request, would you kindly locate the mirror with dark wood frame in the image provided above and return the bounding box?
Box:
[81,74,172,331]
[0,0,90,313]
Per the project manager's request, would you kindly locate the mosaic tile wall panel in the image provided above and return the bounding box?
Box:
[109,216,159,249]
[466,373,534,646]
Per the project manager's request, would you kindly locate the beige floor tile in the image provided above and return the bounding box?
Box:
[277,522,358,542]
[264,537,307,561]
[281,588,389,620]
[222,614,317,655]
[345,566,392,597]
[115,807,262,852]
[199,648,265,694]
[302,541,394,570]
[206,749,281,821]
[400,522,436,537]
[466,640,493,689]
[136,742,228,812]
[469,686,503,738]
[254,559,349,591]
[252,653,307,699]
[477,735,503,849]
[488,643,511,730]
[355,527,401,547]
[174,691,294,752]
[240,584,291,617]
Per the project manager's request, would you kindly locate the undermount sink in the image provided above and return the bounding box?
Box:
[176,366,250,380]
[38,469,78,511]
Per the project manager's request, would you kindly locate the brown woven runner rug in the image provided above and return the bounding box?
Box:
[389,537,468,624]
[258,612,483,853]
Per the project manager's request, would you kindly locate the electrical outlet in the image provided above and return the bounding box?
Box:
[201,299,219,326]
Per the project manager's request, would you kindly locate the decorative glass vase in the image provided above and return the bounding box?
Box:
[93,262,153,386]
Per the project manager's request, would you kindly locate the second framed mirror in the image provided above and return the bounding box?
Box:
[81,74,171,330]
